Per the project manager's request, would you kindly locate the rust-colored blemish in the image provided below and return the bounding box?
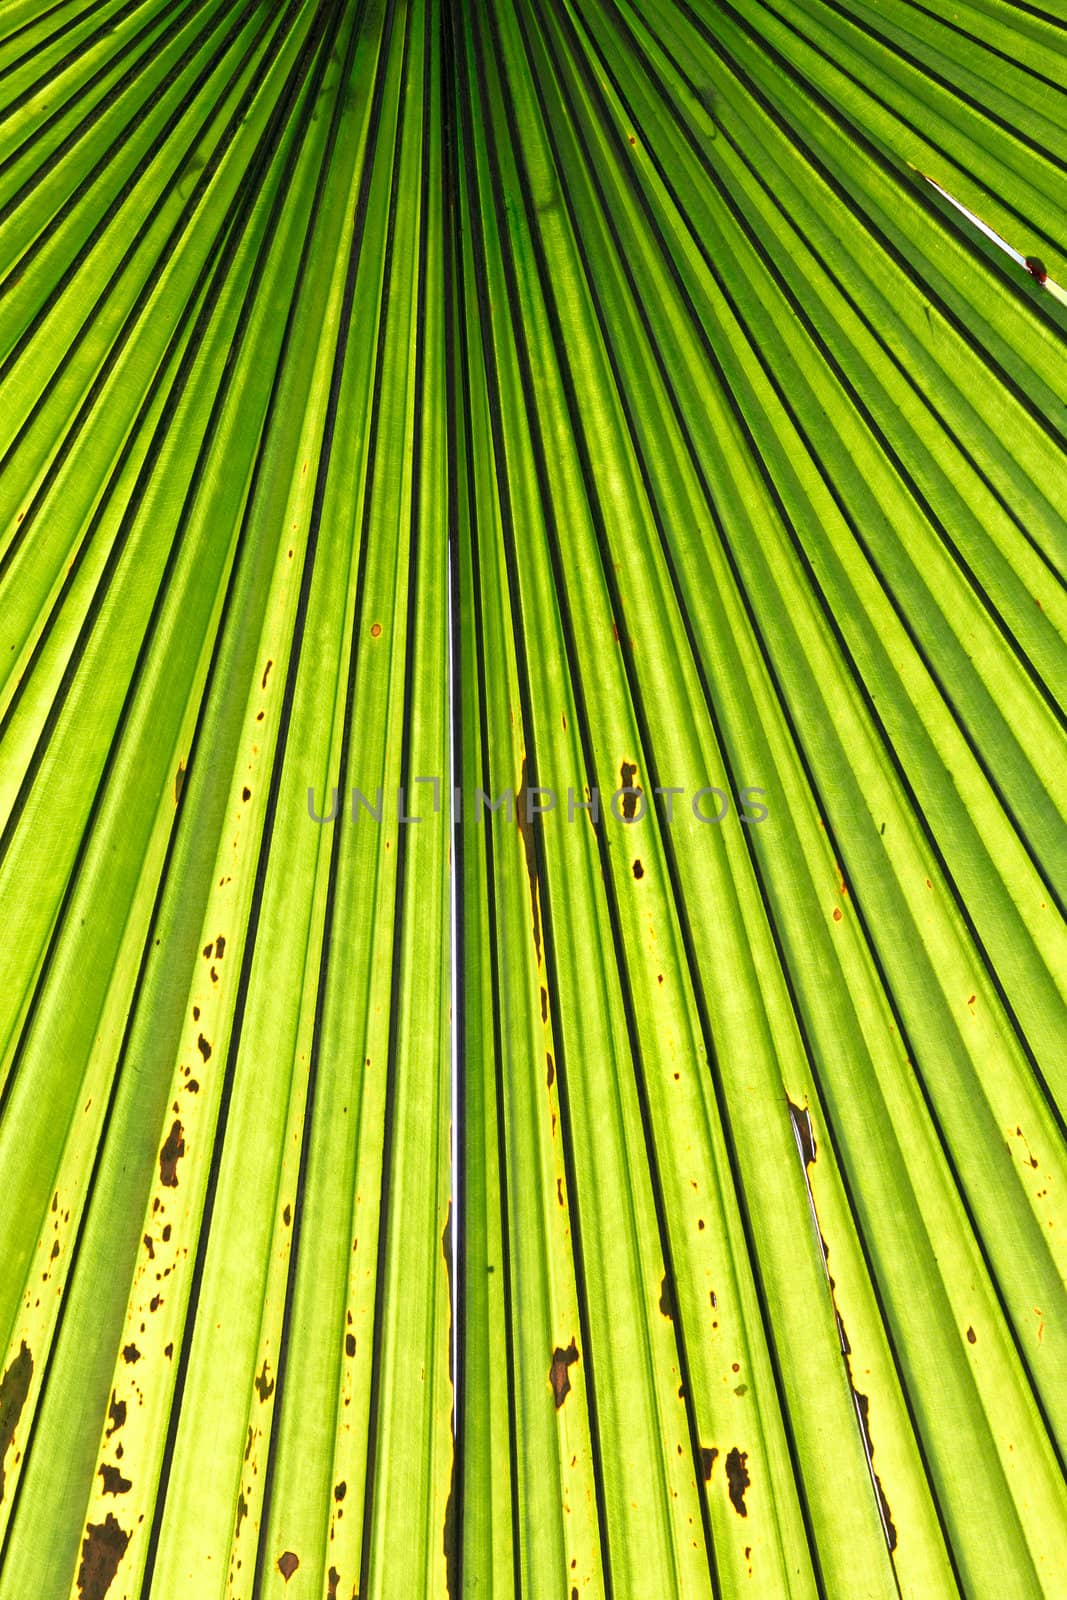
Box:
[76,1513,129,1599]
[966,1326,976,1344]
[254,1361,275,1402]
[540,986,548,1023]
[0,1341,32,1502]
[98,1464,132,1496]
[550,1343,579,1408]
[619,761,640,820]
[334,1481,346,1501]
[262,660,273,689]
[121,1345,140,1365]
[159,1121,185,1187]
[659,1275,672,1319]
[105,1395,125,1439]
[632,859,644,879]
[701,1446,718,1480]
[370,622,382,638]
[725,1448,750,1515]
[197,1035,212,1062]
[327,1568,340,1600]
[215,936,225,959]
[546,1052,554,1088]
[345,1333,356,1357]
[277,1551,299,1582]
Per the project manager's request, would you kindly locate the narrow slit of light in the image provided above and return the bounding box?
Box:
[918,170,1067,307]
[447,531,460,1404]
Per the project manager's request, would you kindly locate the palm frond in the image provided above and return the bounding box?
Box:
[0,2,1063,1597]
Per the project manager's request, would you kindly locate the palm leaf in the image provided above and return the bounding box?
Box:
[0,1,1064,1596]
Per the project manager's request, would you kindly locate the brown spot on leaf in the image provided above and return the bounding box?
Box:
[619,762,640,819]
[345,1333,356,1358]
[77,1513,129,1598]
[236,1492,248,1536]
[254,1361,274,1402]
[159,1121,185,1187]
[174,763,186,805]
[546,1052,554,1088]
[658,1275,672,1319]
[327,1568,340,1600]
[550,1343,579,1407]
[370,622,382,638]
[334,1481,346,1501]
[105,1395,126,1439]
[632,859,644,879]
[0,1341,32,1502]
[121,1345,140,1365]
[966,1326,976,1344]
[701,1446,718,1480]
[283,1205,291,1226]
[262,660,273,688]
[215,936,225,959]
[540,986,548,1023]
[98,1464,132,1496]
[725,1448,750,1515]
[277,1551,299,1581]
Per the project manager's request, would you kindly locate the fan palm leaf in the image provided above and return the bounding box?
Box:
[0,2,1063,1596]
